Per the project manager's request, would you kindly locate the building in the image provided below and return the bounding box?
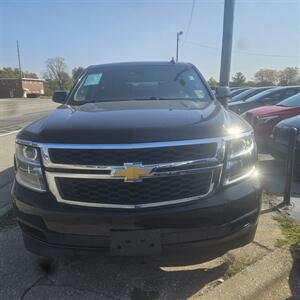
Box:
[0,78,44,98]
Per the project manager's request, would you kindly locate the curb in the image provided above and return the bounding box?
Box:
[198,247,294,300]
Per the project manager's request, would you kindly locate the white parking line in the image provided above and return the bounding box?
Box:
[0,130,20,137]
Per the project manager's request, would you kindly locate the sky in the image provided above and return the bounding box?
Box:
[0,0,299,81]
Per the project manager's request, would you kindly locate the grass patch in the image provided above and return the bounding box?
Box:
[262,191,277,203]
[223,254,250,279]
[225,260,247,278]
[273,214,300,247]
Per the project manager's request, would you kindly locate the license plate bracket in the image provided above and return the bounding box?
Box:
[110,229,161,256]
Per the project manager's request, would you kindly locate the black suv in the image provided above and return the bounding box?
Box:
[13,62,261,257]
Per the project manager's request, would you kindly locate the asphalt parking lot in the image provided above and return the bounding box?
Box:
[0,97,57,135]
[0,99,299,299]
[0,98,58,216]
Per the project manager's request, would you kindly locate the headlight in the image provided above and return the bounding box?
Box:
[15,142,47,192]
[257,116,278,125]
[223,132,257,185]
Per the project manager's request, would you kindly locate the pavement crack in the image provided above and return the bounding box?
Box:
[252,240,273,252]
[20,275,45,300]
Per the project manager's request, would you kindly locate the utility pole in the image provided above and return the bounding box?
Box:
[17,40,23,79]
[176,31,183,62]
[219,0,235,87]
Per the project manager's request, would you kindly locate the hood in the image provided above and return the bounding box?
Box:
[18,100,251,144]
[228,99,260,114]
[245,105,296,117]
[228,100,245,107]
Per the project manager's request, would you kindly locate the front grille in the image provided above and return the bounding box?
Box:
[55,172,212,206]
[49,143,217,165]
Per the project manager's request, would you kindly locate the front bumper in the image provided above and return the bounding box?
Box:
[13,176,262,257]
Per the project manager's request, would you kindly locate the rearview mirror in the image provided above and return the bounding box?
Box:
[215,86,231,108]
[52,91,68,104]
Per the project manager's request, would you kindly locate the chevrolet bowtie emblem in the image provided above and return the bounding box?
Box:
[111,163,153,182]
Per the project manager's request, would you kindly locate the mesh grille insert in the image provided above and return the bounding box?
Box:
[49,143,217,166]
[56,172,212,205]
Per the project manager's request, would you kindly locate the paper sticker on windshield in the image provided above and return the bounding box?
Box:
[84,73,102,86]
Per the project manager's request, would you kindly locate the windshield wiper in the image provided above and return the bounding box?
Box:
[156,97,203,101]
[73,100,96,105]
[73,97,205,104]
[131,97,202,101]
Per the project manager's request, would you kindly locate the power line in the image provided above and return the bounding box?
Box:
[185,40,299,58]
[233,50,299,58]
[182,0,196,46]
[185,40,219,50]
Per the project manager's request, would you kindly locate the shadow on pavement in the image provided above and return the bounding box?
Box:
[0,167,14,214]
[258,157,300,298]
[36,253,229,300]
[289,247,300,299]
[0,166,15,189]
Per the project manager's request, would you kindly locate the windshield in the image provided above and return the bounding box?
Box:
[277,93,300,107]
[70,65,212,104]
[230,87,270,102]
[229,88,249,97]
[244,88,278,102]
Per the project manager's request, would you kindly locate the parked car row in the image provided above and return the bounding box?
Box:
[229,86,300,114]
[270,116,300,172]
[227,85,300,173]
[242,93,300,146]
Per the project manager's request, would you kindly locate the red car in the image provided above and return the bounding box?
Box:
[242,93,300,146]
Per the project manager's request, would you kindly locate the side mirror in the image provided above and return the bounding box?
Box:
[215,86,231,108]
[52,91,68,104]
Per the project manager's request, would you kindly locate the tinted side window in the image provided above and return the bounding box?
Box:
[282,88,300,99]
[261,91,283,104]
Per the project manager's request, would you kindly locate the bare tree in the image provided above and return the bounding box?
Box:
[44,57,72,90]
[278,67,299,86]
[72,66,85,82]
[207,77,218,87]
[254,69,278,86]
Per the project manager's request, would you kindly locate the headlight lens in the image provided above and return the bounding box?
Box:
[257,116,278,125]
[223,132,257,185]
[15,142,46,192]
